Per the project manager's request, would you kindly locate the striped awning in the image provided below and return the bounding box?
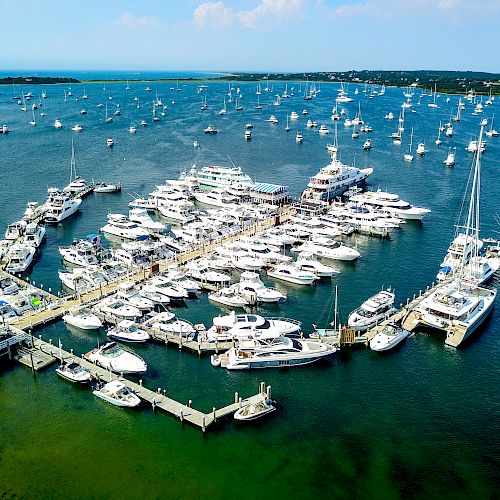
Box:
[250,183,289,194]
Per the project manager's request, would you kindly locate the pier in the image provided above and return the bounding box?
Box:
[8,328,270,432]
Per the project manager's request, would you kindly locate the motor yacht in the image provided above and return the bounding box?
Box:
[370,324,409,351]
[58,267,109,292]
[208,288,249,308]
[71,124,83,132]
[43,188,82,223]
[63,176,89,195]
[63,308,103,330]
[444,147,456,167]
[298,239,360,261]
[93,380,141,407]
[56,362,92,383]
[106,137,114,147]
[98,297,142,321]
[235,271,287,303]
[348,290,397,331]
[207,312,301,342]
[142,311,196,338]
[86,342,147,373]
[128,208,165,233]
[5,220,27,241]
[223,335,336,370]
[107,320,150,343]
[301,152,373,202]
[204,125,217,134]
[193,188,239,209]
[147,276,189,301]
[53,119,63,129]
[295,252,339,277]
[94,182,121,193]
[100,214,150,240]
[116,282,154,311]
[349,190,431,221]
[266,264,317,285]
[295,131,303,144]
[59,238,102,267]
[139,285,171,306]
[185,261,232,288]
[195,164,254,189]
[5,244,36,273]
[23,223,45,248]
[158,204,195,223]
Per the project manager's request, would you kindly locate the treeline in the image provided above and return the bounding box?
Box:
[0,76,80,85]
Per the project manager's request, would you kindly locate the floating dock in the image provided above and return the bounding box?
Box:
[11,329,271,432]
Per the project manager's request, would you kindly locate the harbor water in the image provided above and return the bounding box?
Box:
[0,78,499,498]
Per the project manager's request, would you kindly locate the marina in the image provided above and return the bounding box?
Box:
[1,72,499,498]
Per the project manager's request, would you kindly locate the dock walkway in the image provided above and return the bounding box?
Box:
[15,331,269,431]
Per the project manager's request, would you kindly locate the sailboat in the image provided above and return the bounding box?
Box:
[105,103,113,123]
[415,121,497,347]
[256,95,262,110]
[29,108,37,126]
[435,122,442,145]
[200,94,208,111]
[452,101,461,122]
[285,116,290,132]
[235,97,243,111]
[428,84,438,108]
[485,115,499,137]
[82,87,88,100]
[404,127,414,162]
[125,80,130,91]
[214,97,225,115]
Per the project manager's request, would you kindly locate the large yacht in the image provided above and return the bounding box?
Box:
[348,290,397,331]
[195,164,254,189]
[100,214,150,240]
[5,244,36,273]
[43,188,82,223]
[223,335,336,369]
[193,188,239,209]
[301,153,373,203]
[349,189,431,221]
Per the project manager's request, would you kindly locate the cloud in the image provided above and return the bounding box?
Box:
[193,0,305,29]
[193,2,234,27]
[436,0,460,9]
[114,12,161,29]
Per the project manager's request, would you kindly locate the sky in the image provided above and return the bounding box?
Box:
[1,0,499,73]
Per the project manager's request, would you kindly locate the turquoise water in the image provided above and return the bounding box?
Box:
[0,80,499,499]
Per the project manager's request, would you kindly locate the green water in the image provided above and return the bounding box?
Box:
[0,78,499,498]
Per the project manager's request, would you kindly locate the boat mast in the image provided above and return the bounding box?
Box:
[69,138,77,183]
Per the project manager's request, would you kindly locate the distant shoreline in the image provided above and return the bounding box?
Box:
[1,70,499,95]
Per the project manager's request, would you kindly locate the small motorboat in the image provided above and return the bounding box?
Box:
[93,380,141,407]
[63,308,103,330]
[204,125,217,134]
[234,400,276,421]
[106,137,114,147]
[85,342,147,373]
[369,324,409,352]
[211,354,221,367]
[94,182,121,193]
[56,361,92,383]
[208,289,249,308]
[107,320,150,343]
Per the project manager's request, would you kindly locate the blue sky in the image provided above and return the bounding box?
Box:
[1,0,499,72]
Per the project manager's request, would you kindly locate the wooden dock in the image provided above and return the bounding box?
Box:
[16,332,271,431]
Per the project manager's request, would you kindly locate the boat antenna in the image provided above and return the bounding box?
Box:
[227,155,237,168]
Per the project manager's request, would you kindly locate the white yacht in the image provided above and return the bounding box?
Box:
[63,308,103,330]
[349,190,431,221]
[223,335,336,370]
[107,320,150,343]
[208,288,249,308]
[97,297,142,321]
[234,400,276,421]
[5,220,27,241]
[444,147,456,167]
[23,223,45,248]
[85,342,147,373]
[58,267,108,292]
[147,276,189,301]
[5,244,36,273]
[348,290,397,332]
[94,182,121,193]
[235,272,287,303]
[100,214,150,240]
[53,119,63,129]
[185,261,232,288]
[71,124,83,132]
[195,164,254,189]
[93,380,141,407]
[193,188,239,209]
[298,239,360,261]
[158,204,195,224]
[266,264,318,285]
[59,238,102,267]
[56,362,92,383]
[301,152,373,202]
[204,125,217,134]
[295,131,303,144]
[290,111,299,120]
[207,312,301,342]
[370,324,409,352]
[295,252,339,277]
[43,188,82,223]
[128,208,165,233]
[142,312,196,338]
